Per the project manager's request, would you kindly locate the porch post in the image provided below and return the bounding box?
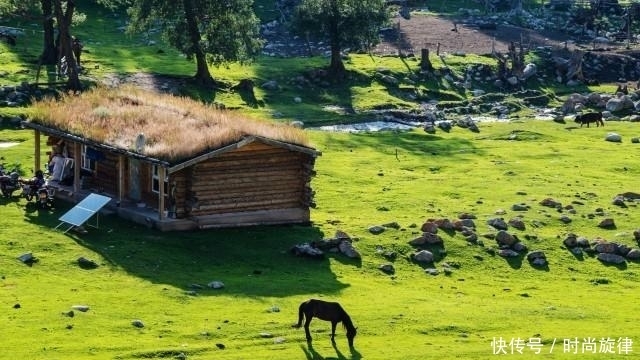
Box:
[117,155,124,203]
[34,130,41,172]
[158,166,166,220]
[73,142,80,196]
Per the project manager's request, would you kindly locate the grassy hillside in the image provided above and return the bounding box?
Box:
[2,2,640,360]
[3,120,640,359]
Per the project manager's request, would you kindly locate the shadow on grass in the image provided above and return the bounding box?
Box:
[24,199,351,297]
[320,131,483,159]
[301,343,362,360]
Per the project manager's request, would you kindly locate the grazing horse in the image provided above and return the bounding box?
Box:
[575,112,604,128]
[292,299,357,348]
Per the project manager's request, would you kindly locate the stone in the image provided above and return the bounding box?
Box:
[413,250,434,263]
[132,319,145,328]
[208,281,225,289]
[596,253,626,264]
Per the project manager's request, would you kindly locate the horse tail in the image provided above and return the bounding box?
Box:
[294,301,305,328]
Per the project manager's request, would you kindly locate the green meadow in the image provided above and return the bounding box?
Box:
[2,2,640,359]
[3,121,640,359]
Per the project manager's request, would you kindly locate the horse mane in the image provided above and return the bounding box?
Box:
[341,311,356,332]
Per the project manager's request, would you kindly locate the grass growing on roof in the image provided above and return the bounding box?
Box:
[29,85,310,162]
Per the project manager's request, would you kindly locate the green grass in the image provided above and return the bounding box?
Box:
[2,120,640,359]
[2,3,640,359]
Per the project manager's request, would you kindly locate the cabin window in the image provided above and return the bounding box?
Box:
[152,165,168,195]
[81,145,98,172]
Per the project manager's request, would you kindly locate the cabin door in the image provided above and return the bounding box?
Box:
[128,159,142,201]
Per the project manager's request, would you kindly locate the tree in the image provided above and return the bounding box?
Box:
[1,0,119,90]
[290,0,390,78]
[0,0,56,64]
[127,0,263,87]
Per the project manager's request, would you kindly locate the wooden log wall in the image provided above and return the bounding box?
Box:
[94,152,120,194]
[185,142,316,217]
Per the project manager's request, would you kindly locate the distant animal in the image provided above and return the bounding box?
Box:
[292,299,357,348]
[574,112,604,128]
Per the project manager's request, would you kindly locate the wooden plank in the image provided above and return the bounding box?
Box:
[196,208,309,228]
[191,181,303,194]
[194,198,301,212]
[196,189,302,203]
[191,172,302,186]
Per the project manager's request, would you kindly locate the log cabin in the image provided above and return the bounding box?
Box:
[23,86,320,231]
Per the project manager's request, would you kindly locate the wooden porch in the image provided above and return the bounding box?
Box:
[49,182,310,232]
[48,182,198,232]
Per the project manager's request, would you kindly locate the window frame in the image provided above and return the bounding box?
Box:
[81,145,97,172]
[151,165,169,195]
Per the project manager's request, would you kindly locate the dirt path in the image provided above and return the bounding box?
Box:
[374,13,579,56]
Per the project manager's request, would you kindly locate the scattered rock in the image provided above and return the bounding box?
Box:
[132,319,145,328]
[208,281,225,289]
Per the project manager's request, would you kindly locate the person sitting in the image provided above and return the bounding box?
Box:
[49,152,66,182]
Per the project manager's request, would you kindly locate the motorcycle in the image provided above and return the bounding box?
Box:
[19,171,54,209]
[0,166,21,198]
[20,170,46,202]
[36,184,55,209]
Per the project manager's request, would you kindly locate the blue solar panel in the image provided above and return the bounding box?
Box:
[56,193,112,233]
[75,193,111,211]
[59,207,95,226]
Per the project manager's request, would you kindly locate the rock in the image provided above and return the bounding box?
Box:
[425,268,439,275]
[495,230,517,246]
[208,281,225,289]
[290,243,324,258]
[338,240,361,259]
[420,221,438,233]
[527,250,546,262]
[605,98,625,113]
[540,198,561,208]
[379,263,395,274]
[597,218,616,229]
[508,218,525,231]
[77,257,99,269]
[612,195,626,207]
[261,80,279,90]
[132,319,145,328]
[413,250,434,263]
[511,203,529,211]
[594,242,617,254]
[522,63,537,79]
[17,252,36,265]
[71,305,90,312]
[597,253,626,264]
[499,249,519,257]
[559,215,572,224]
[563,234,578,248]
[626,249,640,260]
[487,218,508,230]
[368,225,385,234]
[605,133,622,143]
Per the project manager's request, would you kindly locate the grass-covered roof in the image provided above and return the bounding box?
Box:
[29,86,311,162]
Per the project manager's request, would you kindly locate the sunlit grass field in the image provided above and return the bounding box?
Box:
[2,2,640,359]
[2,119,640,359]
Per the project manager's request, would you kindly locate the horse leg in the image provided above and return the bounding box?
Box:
[304,316,313,343]
[330,321,337,344]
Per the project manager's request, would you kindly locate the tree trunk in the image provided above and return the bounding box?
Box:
[183,0,214,87]
[329,45,345,78]
[328,0,344,79]
[40,0,57,65]
[53,0,81,91]
[420,48,433,71]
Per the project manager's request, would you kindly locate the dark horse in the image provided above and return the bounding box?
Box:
[292,299,357,348]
